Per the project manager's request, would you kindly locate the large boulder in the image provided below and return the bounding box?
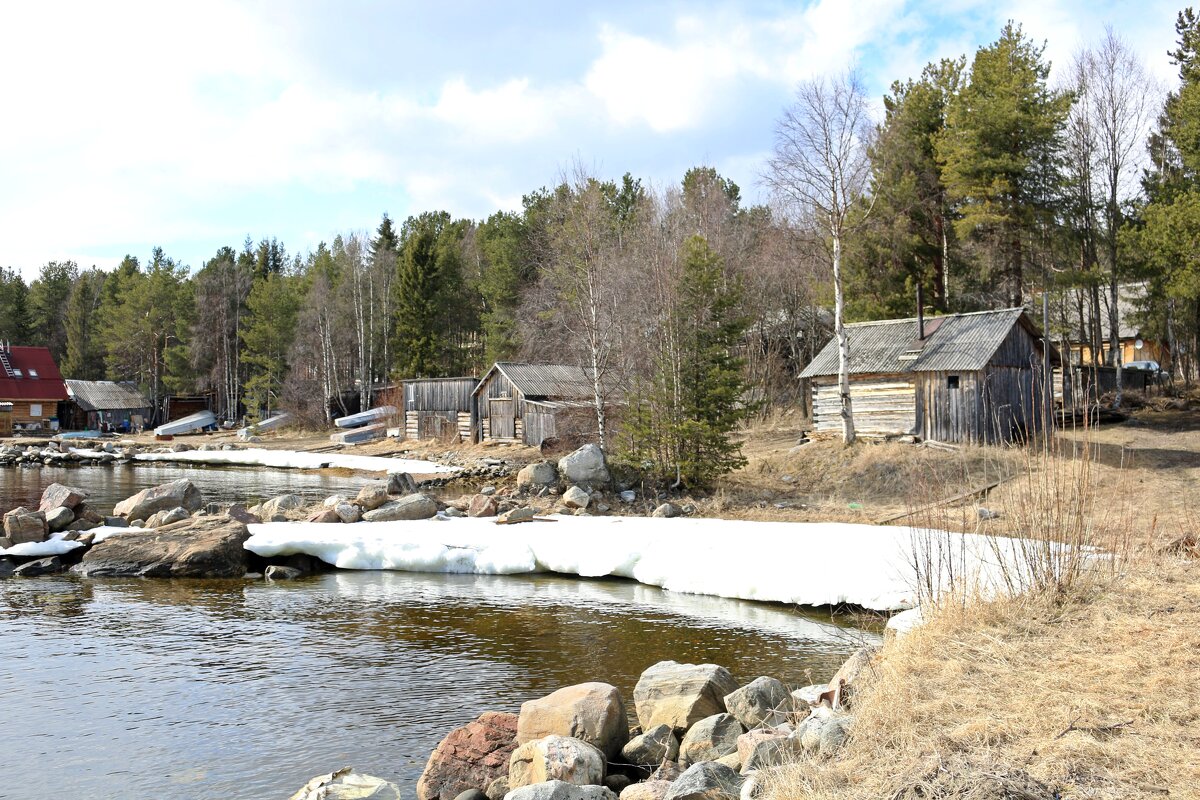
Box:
[562,486,590,510]
[723,677,791,730]
[334,502,362,524]
[13,556,63,577]
[678,714,743,766]
[736,731,800,773]
[362,493,438,522]
[620,781,673,800]
[3,509,47,544]
[113,478,203,521]
[792,708,851,756]
[518,683,629,760]
[504,781,616,800]
[509,736,605,789]
[289,766,402,800]
[146,506,190,528]
[73,516,251,578]
[557,445,610,488]
[45,506,75,533]
[469,494,499,518]
[388,472,419,496]
[663,762,744,800]
[621,724,679,767]
[356,482,392,511]
[260,494,305,518]
[417,711,520,800]
[634,661,740,732]
[517,462,559,491]
[826,646,878,709]
[38,483,88,512]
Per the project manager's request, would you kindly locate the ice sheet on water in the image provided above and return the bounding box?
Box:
[133,448,459,475]
[244,516,1024,611]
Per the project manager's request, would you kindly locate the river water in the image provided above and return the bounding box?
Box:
[0,571,877,800]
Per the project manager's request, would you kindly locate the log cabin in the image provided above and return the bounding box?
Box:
[395,377,478,442]
[799,308,1061,444]
[0,345,69,432]
[472,362,604,446]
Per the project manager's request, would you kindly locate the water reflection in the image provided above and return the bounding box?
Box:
[0,572,878,800]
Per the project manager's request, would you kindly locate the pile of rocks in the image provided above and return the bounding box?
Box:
[414,655,873,800]
[0,441,129,467]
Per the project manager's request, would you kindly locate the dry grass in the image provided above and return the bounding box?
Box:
[761,553,1200,799]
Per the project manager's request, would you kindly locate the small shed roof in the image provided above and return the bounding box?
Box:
[66,380,150,411]
[800,308,1053,378]
[475,362,597,400]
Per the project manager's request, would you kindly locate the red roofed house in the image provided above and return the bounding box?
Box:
[0,344,69,431]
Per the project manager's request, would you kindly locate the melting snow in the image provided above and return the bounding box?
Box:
[244,516,1028,611]
[133,448,459,475]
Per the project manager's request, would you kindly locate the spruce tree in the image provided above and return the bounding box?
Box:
[0,267,31,345]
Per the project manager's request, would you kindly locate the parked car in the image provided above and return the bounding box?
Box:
[1125,360,1169,383]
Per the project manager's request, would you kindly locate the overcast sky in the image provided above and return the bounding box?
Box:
[0,0,1184,279]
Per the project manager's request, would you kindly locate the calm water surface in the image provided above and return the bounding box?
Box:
[0,571,878,800]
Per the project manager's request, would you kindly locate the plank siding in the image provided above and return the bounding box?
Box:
[400,378,477,441]
[812,375,917,437]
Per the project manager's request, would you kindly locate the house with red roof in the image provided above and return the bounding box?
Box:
[0,344,69,431]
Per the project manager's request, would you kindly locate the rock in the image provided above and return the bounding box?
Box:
[363,493,439,522]
[508,736,606,789]
[265,565,304,580]
[73,517,252,578]
[818,715,851,755]
[486,777,511,800]
[737,731,800,772]
[517,462,559,491]
[518,682,629,760]
[38,483,88,512]
[793,707,851,755]
[469,494,499,518]
[619,490,636,503]
[557,445,610,487]
[723,677,791,729]
[334,502,362,524]
[443,507,465,518]
[113,478,203,520]
[480,486,497,496]
[504,781,616,800]
[562,486,591,510]
[456,791,490,800]
[13,556,63,577]
[885,608,924,640]
[498,507,538,524]
[0,557,13,577]
[651,504,680,519]
[3,510,47,544]
[827,646,878,709]
[621,724,679,767]
[169,442,194,452]
[77,507,104,524]
[634,661,740,732]
[146,506,190,528]
[789,685,826,709]
[620,781,673,800]
[604,776,631,794]
[103,516,129,528]
[388,472,419,496]
[649,763,683,783]
[307,508,342,523]
[679,714,743,766]
[715,753,741,772]
[663,762,744,800]
[417,711,520,800]
[44,506,75,533]
[226,504,262,525]
[261,493,305,518]
[288,766,402,800]
[356,481,392,511]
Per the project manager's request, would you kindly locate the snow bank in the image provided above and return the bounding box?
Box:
[244,516,1033,611]
[133,448,458,475]
[1,536,85,558]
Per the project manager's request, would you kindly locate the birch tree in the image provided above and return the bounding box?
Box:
[766,71,874,444]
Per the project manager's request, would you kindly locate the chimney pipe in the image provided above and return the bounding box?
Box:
[916,282,926,340]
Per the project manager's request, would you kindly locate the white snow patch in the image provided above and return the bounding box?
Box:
[90,525,143,543]
[133,447,458,475]
[1,538,85,557]
[244,516,1041,611]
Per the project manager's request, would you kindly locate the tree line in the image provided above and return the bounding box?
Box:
[3,12,1197,473]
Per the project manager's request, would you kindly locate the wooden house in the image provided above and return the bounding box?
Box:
[0,345,68,431]
[63,380,151,432]
[472,362,602,446]
[0,402,12,436]
[397,377,478,442]
[799,308,1061,444]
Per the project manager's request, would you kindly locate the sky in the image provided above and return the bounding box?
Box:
[0,0,1186,279]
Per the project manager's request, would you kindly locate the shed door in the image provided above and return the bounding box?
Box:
[489,399,515,439]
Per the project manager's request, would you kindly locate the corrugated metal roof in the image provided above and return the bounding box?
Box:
[481,362,597,399]
[66,380,150,411]
[800,308,1038,378]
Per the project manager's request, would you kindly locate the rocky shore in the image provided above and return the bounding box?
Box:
[287,653,875,800]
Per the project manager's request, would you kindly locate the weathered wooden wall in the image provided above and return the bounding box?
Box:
[400,378,477,441]
[917,371,983,443]
[812,375,917,437]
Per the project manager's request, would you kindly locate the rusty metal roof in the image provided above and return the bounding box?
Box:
[65,380,150,411]
[800,308,1049,377]
[476,362,597,400]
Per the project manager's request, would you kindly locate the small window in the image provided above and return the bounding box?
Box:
[12,369,22,378]
[947,375,960,389]
[30,403,42,417]
[28,369,38,378]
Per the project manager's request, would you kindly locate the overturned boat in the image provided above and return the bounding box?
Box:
[154,410,216,436]
[333,406,397,429]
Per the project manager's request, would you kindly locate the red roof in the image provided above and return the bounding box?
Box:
[0,346,68,401]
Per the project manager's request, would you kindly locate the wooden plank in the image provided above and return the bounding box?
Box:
[874,475,1012,524]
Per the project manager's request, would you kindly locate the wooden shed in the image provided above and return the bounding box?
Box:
[64,380,151,432]
[799,308,1061,444]
[472,362,601,446]
[0,345,68,431]
[397,377,478,441]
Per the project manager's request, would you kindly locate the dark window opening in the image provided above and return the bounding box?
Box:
[947,375,960,389]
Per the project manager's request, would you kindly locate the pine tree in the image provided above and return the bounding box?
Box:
[0,267,31,345]
[242,273,300,419]
[62,268,108,379]
[28,260,79,360]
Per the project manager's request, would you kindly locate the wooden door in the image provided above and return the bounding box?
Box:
[489,399,515,439]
